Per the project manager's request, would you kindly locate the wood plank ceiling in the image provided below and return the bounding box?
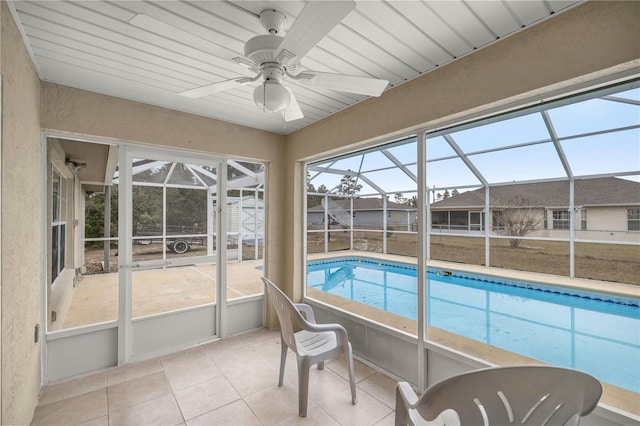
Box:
[9,0,581,134]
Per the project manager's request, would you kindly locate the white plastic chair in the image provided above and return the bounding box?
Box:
[395,365,602,426]
[262,277,357,417]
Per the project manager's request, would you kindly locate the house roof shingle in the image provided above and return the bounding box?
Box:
[430,177,640,209]
[307,178,640,212]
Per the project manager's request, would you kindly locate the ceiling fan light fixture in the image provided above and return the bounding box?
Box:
[173,1,383,123]
[253,80,291,113]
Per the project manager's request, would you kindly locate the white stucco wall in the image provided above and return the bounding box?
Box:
[578,206,640,244]
[1,2,43,424]
[586,206,632,232]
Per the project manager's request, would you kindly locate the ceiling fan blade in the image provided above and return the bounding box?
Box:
[283,87,304,122]
[179,77,255,98]
[299,72,389,97]
[276,0,356,65]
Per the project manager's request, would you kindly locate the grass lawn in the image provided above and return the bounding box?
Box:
[308,231,640,285]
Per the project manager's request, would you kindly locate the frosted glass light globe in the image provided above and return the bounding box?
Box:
[254,80,290,113]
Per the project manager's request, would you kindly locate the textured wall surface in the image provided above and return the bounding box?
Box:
[1,2,43,424]
[40,83,285,162]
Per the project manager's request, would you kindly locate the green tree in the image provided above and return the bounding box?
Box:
[306,172,316,193]
[394,193,406,204]
[306,172,323,208]
[166,187,207,232]
[132,186,163,233]
[338,173,362,196]
[84,186,118,244]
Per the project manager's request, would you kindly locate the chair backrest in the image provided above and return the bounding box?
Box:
[262,277,307,353]
[416,366,602,425]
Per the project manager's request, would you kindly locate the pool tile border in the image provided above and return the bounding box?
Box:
[308,256,640,308]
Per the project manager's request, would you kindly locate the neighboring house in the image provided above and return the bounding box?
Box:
[429,177,640,242]
[308,198,417,231]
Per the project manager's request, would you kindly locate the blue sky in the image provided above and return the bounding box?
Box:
[308,87,640,197]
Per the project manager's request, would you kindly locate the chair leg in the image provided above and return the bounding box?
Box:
[297,356,312,417]
[346,342,357,405]
[317,361,325,370]
[278,336,287,386]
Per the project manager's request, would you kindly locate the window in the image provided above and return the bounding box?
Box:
[51,167,67,283]
[449,211,468,230]
[629,208,640,231]
[432,211,448,229]
[553,210,570,230]
[469,211,483,231]
[581,210,587,231]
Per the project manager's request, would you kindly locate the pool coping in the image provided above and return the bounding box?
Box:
[308,251,640,300]
[305,251,640,417]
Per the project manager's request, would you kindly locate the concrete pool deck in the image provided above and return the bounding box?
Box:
[55,260,264,330]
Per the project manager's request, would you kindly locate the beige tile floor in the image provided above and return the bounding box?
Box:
[32,328,398,426]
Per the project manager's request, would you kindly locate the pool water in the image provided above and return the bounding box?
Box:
[307,257,640,393]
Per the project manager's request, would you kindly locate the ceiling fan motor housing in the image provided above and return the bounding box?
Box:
[259,9,287,34]
[244,34,282,66]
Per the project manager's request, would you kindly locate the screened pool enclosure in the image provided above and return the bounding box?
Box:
[48,146,265,335]
[302,79,640,416]
[91,158,265,267]
[306,81,640,285]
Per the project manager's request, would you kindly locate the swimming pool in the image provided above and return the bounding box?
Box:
[307,257,640,393]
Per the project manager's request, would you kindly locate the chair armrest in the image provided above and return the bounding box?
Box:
[294,303,317,324]
[293,303,350,346]
[397,382,419,407]
[395,382,419,426]
[300,321,350,345]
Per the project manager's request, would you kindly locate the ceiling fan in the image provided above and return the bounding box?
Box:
[175,1,389,121]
